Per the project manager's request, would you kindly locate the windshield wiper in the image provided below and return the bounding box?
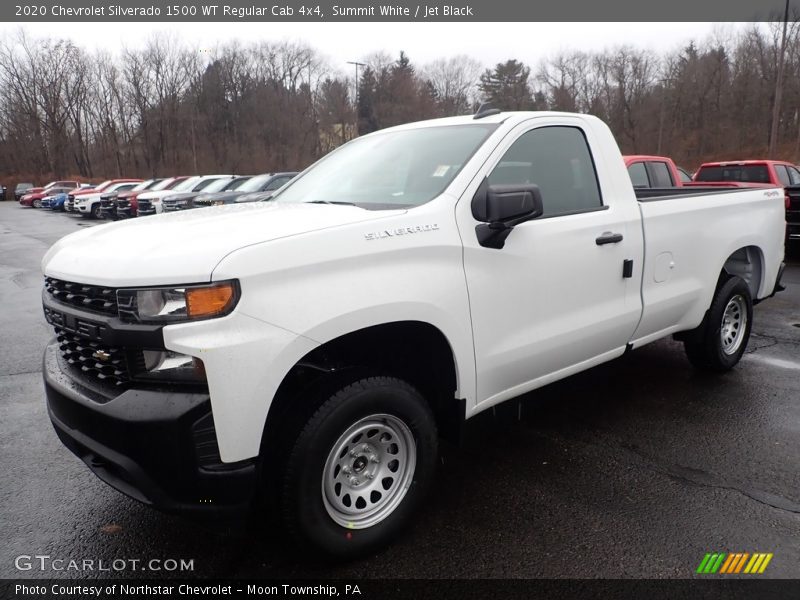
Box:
[308,200,357,206]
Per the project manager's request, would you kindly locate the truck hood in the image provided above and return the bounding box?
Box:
[71,188,99,197]
[74,191,105,202]
[138,189,184,201]
[194,191,244,205]
[162,192,199,202]
[42,202,405,287]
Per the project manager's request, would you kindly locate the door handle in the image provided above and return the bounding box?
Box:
[596,232,624,245]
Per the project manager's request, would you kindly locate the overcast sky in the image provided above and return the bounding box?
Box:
[1,22,752,74]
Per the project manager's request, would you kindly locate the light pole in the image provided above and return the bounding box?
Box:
[347,60,366,106]
[769,0,791,156]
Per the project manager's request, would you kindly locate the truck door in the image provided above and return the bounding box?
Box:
[458,119,644,408]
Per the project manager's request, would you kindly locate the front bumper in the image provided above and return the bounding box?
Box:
[163,202,191,212]
[43,343,257,516]
[117,208,133,218]
[137,201,157,216]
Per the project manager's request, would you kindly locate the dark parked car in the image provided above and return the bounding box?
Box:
[161,175,251,212]
[14,183,34,201]
[98,178,164,220]
[116,176,188,219]
[786,185,800,248]
[193,172,298,207]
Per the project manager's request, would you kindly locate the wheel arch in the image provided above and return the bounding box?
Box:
[261,320,466,461]
[721,244,764,299]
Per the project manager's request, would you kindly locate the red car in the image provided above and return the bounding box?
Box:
[689,160,800,209]
[19,186,75,208]
[624,155,689,188]
[690,160,800,188]
[22,180,82,197]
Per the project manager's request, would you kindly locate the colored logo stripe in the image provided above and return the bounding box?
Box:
[698,552,773,574]
[719,553,737,573]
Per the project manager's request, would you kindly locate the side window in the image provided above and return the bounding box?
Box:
[774,165,791,186]
[487,126,603,217]
[788,166,800,185]
[649,162,675,187]
[627,162,650,188]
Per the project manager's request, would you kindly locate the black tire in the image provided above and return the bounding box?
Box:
[90,204,100,219]
[279,375,438,559]
[684,275,753,372]
[32,199,41,208]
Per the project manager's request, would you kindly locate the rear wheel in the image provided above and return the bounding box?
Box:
[684,275,753,371]
[278,375,437,559]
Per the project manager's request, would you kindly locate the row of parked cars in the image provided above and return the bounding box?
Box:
[12,157,800,245]
[16,172,298,219]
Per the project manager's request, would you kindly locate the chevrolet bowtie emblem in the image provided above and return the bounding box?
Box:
[92,350,111,362]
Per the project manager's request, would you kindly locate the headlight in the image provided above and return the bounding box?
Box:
[117,281,239,323]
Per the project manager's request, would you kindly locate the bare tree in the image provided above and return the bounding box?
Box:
[422,55,481,115]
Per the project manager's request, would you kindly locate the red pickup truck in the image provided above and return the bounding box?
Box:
[691,160,800,189]
[623,155,692,188]
[692,160,800,246]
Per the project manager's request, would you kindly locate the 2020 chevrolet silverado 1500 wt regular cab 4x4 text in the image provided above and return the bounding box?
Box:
[41,111,786,558]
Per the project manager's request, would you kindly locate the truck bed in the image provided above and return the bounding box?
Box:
[630,185,785,348]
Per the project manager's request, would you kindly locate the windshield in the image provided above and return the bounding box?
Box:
[197,177,237,193]
[151,177,178,191]
[131,180,154,192]
[171,176,201,192]
[695,164,770,184]
[93,180,112,191]
[235,174,274,192]
[275,124,497,209]
[222,176,252,191]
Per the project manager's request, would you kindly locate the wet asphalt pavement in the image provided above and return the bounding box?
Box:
[1,202,798,580]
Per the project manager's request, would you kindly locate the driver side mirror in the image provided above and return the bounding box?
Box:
[472,179,544,249]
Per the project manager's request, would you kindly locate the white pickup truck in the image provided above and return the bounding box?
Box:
[41,111,785,558]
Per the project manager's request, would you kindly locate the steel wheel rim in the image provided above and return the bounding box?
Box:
[322,413,416,530]
[721,294,747,355]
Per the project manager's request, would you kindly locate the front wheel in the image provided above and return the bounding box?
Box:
[684,275,753,371]
[279,376,438,559]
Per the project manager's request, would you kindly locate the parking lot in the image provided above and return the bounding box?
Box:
[1,201,799,579]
